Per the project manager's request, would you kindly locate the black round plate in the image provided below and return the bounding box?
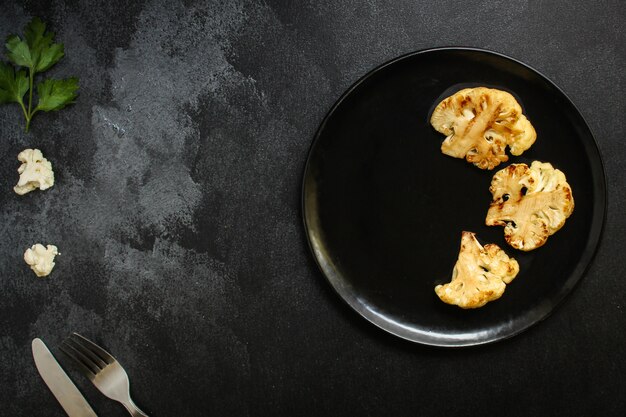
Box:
[302,48,606,347]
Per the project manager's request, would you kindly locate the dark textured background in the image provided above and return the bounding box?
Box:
[0,1,624,416]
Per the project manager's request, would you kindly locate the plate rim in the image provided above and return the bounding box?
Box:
[301,46,607,347]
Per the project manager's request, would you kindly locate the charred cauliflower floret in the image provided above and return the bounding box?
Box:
[486,161,574,251]
[435,231,519,309]
[430,87,536,170]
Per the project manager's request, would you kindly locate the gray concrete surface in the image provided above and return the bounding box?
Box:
[0,0,624,416]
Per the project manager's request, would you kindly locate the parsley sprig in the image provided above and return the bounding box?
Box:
[0,17,78,132]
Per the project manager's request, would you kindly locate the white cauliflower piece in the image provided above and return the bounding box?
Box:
[486,161,574,251]
[435,232,519,309]
[14,149,55,195]
[430,87,536,170]
[24,244,59,277]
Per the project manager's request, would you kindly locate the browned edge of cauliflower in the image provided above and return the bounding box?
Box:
[430,87,536,170]
[485,161,575,251]
[435,231,519,309]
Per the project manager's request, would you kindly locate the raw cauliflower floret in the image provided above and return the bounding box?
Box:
[430,87,536,170]
[24,244,59,277]
[14,149,55,195]
[435,231,519,309]
[486,161,574,251]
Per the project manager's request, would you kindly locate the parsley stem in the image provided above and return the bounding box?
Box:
[25,67,34,132]
[18,100,28,121]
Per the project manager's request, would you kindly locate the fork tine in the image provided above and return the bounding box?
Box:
[70,333,115,365]
[65,337,108,370]
[59,342,98,377]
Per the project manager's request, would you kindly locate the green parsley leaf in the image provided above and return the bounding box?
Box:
[24,17,53,50]
[24,17,64,72]
[35,77,79,112]
[35,42,64,72]
[5,18,64,72]
[5,35,33,67]
[1,18,77,131]
[0,61,28,104]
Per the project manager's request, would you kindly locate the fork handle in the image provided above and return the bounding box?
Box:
[123,399,149,417]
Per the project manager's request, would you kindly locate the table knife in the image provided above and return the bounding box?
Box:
[32,338,98,417]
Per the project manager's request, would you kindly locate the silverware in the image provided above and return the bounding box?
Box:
[60,333,149,417]
[32,338,98,417]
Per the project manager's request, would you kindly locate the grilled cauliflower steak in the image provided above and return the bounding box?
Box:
[430,87,536,170]
[486,161,574,251]
[435,231,519,309]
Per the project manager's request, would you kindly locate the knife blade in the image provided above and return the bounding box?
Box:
[32,338,98,417]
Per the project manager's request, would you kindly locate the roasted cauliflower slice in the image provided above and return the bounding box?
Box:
[430,87,536,170]
[435,232,519,309]
[486,161,574,251]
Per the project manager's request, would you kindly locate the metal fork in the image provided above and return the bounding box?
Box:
[60,333,149,417]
